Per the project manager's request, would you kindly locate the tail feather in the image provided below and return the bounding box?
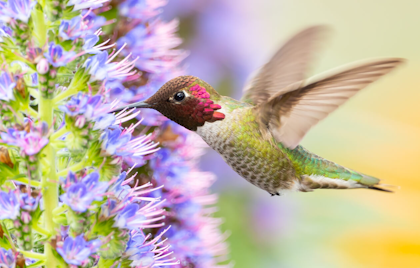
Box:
[368,186,393,193]
[284,145,392,192]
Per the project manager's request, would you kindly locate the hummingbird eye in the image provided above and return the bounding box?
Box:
[174,91,185,102]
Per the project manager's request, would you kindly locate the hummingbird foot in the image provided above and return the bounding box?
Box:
[270,192,281,196]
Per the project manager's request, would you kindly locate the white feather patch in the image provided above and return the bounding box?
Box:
[308,175,361,188]
[276,180,301,195]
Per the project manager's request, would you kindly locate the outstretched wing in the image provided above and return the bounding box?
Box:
[241,25,329,105]
[257,58,403,149]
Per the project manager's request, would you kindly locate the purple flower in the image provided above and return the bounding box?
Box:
[0,25,11,43]
[84,50,137,81]
[82,172,108,195]
[0,25,11,36]
[136,108,167,126]
[59,92,91,116]
[84,51,110,80]
[0,0,37,23]
[83,34,100,53]
[80,11,106,34]
[59,92,117,130]
[114,203,148,230]
[0,248,15,267]
[119,0,167,20]
[112,198,165,230]
[125,228,179,267]
[60,172,108,212]
[149,148,190,188]
[94,114,115,130]
[125,231,155,266]
[100,127,158,157]
[100,127,131,156]
[44,42,76,68]
[0,190,20,220]
[107,171,131,200]
[67,0,109,11]
[60,184,93,212]
[56,235,101,266]
[1,122,49,156]
[118,20,186,74]
[31,73,38,86]
[59,16,85,41]
[173,200,201,221]
[20,193,41,211]
[0,71,15,101]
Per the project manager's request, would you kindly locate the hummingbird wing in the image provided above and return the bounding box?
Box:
[257,58,403,149]
[241,25,329,105]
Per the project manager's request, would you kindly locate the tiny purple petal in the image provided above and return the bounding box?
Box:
[0,248,15,267]
[0,123,48,156]
[0,190,20,220]
[44,43,76,68]
[59,16,85,40]
[56,235,101,266]
[0,0,37,23]
[0,71,15,101]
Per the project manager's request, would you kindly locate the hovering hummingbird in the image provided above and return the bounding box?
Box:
[114,26,403,195]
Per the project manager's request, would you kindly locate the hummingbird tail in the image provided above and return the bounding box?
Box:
[299,174,393,192]
[367,186,393,193]
[286,146,393,192]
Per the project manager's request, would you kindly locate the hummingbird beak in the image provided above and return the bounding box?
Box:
[109,101,152,113]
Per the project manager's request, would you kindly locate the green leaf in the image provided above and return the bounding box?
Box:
[26,260,46,268]
[60,40,74,51]
[0,164,20,186]
[31,4,47,47]
[98,258,119,268]
[0,221,13,250]
[0,236,11,250]
[51,247,69,267]
[53,210,68,226]
[92,218,129,259]
[67,209,90,234]
[68,67,91,93]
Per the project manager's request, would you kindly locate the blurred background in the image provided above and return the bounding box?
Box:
[163,0,420,267]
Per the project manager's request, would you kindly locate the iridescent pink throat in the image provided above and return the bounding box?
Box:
[189,84,225,124]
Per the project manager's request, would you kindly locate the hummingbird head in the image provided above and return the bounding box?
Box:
[133,76,225,131]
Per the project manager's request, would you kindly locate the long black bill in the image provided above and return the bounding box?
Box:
[109,101,152,113]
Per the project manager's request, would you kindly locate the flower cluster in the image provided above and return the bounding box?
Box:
[0,0,230,267]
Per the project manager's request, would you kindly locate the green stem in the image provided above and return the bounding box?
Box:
[32,223,50,237]
[57,161,85,177]
[19,250,46,260]
[12,177,41,187]
[29,88,39,99]
[53,85,78,104]
[27,106,38,118]
[51,126,68,141]
[52,205,67,215]
[26,260,46,268]
[39,97,59,268]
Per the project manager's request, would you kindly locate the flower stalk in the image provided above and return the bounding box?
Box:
[0,0,231,266]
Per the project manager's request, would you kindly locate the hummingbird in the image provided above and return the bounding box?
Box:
[114,26,403,196]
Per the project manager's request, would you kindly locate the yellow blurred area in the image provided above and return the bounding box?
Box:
[219,0,420,267]
[333,228,420,268]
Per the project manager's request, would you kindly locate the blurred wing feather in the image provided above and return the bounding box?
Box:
[241,25,329,105]
[259,58,404,149]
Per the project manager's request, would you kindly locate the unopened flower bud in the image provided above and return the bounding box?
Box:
[36,58,49,74]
